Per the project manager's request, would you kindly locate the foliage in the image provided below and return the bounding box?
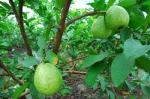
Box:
[0,0,150,98]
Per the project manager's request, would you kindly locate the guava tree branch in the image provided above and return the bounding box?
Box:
[65,11,106,27]
[0,74,9,76]
[9,0,32,56]
[0,60,23,85]
[61,56,87,66]
[64,70,86,75]
[53,0,72,54]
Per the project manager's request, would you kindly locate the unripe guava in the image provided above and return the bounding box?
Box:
[34,63,63,95]
[91,16,112,39]
[105,5,129,30]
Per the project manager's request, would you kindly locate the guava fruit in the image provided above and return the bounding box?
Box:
[105,5,129,30]
[91,16,112,39]
[34,63,63,95]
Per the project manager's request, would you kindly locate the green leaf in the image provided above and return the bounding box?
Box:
[0,6,6,16]
[135,55,150,73]
[118,0,136,8]
[120,28,132,42]
[0,77,4,88]
[85,62,106,87]
[143,14,150,31]
[141,84,150,97]
[129,7,145,30]
[45,50,58,65]
[21,56,38,68]
[97,76,108,91]
[107,90,115,99]
[12,83,29,99]
[88,0,106,10]
[111,53,135,87]
[146,13,150,24]
[37,36,46,49]
[55,0,65,9]
[0,1,11,10]
[141,1,150,13]
[29,82,44,99]
[107,0,115,7]
[59,87,72,96]
[123,38,150,59]
[79,52,108,69]
[0,22,9,31]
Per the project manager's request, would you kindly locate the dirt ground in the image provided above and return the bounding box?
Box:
[42,75,145,99]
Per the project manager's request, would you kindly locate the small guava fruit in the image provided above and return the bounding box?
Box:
[34,63,63,95]
[91,16,112,39]
[105,5,129,30]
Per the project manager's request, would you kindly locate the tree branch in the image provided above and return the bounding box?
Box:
[0,60,23,85]
[65,11,106,27]
[0,73,9,76]
[61,56,87,66]
[53,0,72,54]
[53,10,105,54]
[64,70,86,75]
[9,0,32,56]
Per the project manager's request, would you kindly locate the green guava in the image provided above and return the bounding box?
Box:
[91,16,112,39]
[34,63,63,95]
[105,5,129,30]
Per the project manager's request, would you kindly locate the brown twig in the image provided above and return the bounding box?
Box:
[53,10,106,54]
[0,74,9,76]
[64,70,86,75]
[9,0,32,56]
[65,11,106,27]
[0,60,26,99]
[20,89,30,98]
[61,56,87,65]
[0,60,23,85]
[53,0,72,54]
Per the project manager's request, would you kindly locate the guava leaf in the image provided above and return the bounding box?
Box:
[97,76,108,91]
[20,56,38,68]
[0,1,11,10]
[111,53,135,87]
[79,52,108,69]
[59,87,72,96]
[123,38,150,58]
[37,36,46,49]
[12,83,29,99]
[120,28,132,42]
[118,0,136,8]
[56,0,65,9]
[107,90,115,99]
[143,14,150,31]
[0,22,9,31]
[0,6,6,16]
[107,0,115,7]
[129,7,145,30]
[29,82,44,99]
[88,0,106,10]
[46,50,58,65]
[141,1,150,13]
[135,55,150,73]
[145,13,150,24]
[141,84,150,97]
[85,62,106,87]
